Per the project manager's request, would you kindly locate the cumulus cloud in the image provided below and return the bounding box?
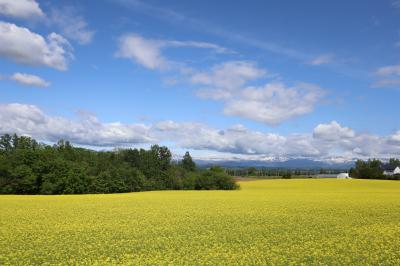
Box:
[116,33,232,70]
[223,82,324,125]
[116,35,321,125]
[0,21,72,70]
[0,0,44,19]
[10,72,50,87]
[308,54,334,65]
[313,121,355,141]
[49,8,95,45]
[1,103,399,161]
[189,61,323,124]
[389,131,400,144]
[0,103,153,146]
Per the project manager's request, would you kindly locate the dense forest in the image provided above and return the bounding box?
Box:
[0,134,238,194]
[350,159,400,180]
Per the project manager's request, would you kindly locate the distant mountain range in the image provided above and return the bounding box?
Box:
[195,159,354,169]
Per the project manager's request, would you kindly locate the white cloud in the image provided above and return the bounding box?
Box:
[393,0,400,8]
[0,0,44,19]
[116,33,232,70]
[371,78,400,88]
[116,35,322,125]
[0,103,153,146]
[10,72,50,87]
[189,62,324,125]
[308,54,334,65]
[166,40,233,54]
[0,21,72,70]
[223,82,324,125]
[1,103,399,161]
[116,34,167,70]
[389,131,400,144]
[376,65,400,76]
[373,65,400,88]
[50,8,95,45]
[152,120,287,155]
[313,121,355,141]
[191,61,266,90]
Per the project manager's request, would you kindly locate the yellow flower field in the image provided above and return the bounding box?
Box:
[1,179,400,265]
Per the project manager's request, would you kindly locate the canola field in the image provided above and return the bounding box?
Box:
[1,179,400,265]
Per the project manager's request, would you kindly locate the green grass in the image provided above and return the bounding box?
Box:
[1,179,400,265]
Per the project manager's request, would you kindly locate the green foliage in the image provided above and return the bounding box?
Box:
[282,172,292,179]
[0,134,238,194]
[181,151,196,171]
[349,159,400,180]
[389,158,400,167]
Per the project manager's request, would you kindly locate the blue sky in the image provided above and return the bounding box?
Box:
[0,0,400,162]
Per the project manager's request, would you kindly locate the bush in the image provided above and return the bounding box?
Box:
[282,172,292,179]
[388,174,400,181]
[195,169,239,190]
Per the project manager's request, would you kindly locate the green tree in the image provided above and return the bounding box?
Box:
[182,152,196,171]
[0,134,238,194]
[351,159,383,179]
[389,158,400,167]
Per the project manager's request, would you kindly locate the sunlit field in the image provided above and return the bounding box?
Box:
[1,179,400,265]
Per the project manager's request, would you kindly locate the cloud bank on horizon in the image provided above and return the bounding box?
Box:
[0,0,399,162]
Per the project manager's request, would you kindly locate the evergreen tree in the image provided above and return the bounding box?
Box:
[182,152,196,171]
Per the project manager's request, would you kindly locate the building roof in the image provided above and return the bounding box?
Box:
[382,164,399,171]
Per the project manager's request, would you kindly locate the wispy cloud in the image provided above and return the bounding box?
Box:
[112,0,309,61]
[191,61,266,91]
[116,33,233,70]
[165,40,234,54]
[376,65,400,76]
[392,0,400,8]
[308,54,334,66]
[116,34,167,70]
[10,72,50,87]
[49,7,95,45]
[372,64,400,88]
[0,1,94,45]
[112,0,369,80]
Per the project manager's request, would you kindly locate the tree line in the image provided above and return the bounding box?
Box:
[0,134,238,194]
[349,158,400,180]
[225,167,346,178]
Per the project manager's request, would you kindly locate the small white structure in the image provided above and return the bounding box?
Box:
[337,173,350,179]
[383,165,400,176]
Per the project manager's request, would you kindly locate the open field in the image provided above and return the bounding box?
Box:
[1,179,400,265]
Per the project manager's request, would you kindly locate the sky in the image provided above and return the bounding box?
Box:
[0,0,400,163]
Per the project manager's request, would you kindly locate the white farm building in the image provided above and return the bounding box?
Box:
[383,165,400,176]
[337,173,350,179]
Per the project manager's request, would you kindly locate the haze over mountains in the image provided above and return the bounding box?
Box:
[196,159,354,169]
